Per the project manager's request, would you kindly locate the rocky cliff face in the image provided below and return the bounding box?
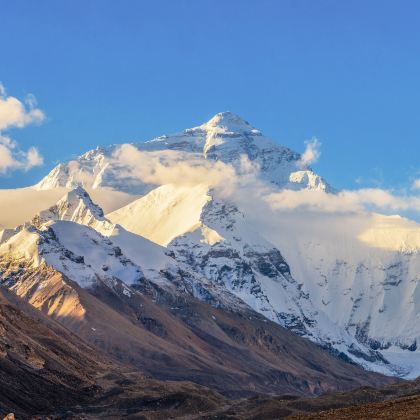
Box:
[168,194,396,373]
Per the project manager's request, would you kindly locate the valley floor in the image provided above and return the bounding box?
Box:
[291,395,420,420]
[8,374,419,419]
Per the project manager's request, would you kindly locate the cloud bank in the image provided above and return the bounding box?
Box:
[110,144,420,219]
[264,188,420,214]
[112,144,238,195]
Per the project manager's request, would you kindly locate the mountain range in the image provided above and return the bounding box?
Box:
[1,111,420,417]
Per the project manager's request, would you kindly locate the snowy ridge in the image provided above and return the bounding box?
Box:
[0,187,249,315]
[34,186,105,226]
[32,186,172,272]
[108,183,211,246]
[0,187,145,288]
[0,221,144,288]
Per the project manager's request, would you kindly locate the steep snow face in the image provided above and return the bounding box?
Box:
[0,227,43,266]
[245,210,420,377]
[169,198,316,333]
[166,195,399,374]
[105,225,171,272]
[108,184,211,246]
[35,112,331,194]
[35,147,111,190]
[358,214,420,252]
[50,221,144,286]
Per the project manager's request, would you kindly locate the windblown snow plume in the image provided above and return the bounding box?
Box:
[299,137,321,167]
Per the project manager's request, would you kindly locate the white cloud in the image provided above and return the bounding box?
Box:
[110,143,420,219]
[0,135,44,173]
[0,83,45,174]
[111,145,238,195]
[264,187,420,215]
[0,83,45,131]
[26,146,44,168]
[0,142,16,173]
[299,137,321,168]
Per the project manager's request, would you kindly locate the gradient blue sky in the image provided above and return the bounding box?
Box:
[1,0,420,190]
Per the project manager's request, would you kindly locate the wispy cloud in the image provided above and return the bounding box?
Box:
[0,83,45,174]
[299,137,321,168]
[355,167,385,188]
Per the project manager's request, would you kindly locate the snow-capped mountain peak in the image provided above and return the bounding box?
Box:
[198,111,261,135]
[35,186,105,226]
[33,187,173,273]
[0,220,144,289]
[34,112,332,193]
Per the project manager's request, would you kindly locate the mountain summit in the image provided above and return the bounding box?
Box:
[35,112,331,193]
[35,186,105,226]
[198,111,260,134]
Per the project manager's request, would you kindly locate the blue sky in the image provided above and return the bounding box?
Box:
[1,0,420,190]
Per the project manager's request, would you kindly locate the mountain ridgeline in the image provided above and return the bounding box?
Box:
[1,112,419,417]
